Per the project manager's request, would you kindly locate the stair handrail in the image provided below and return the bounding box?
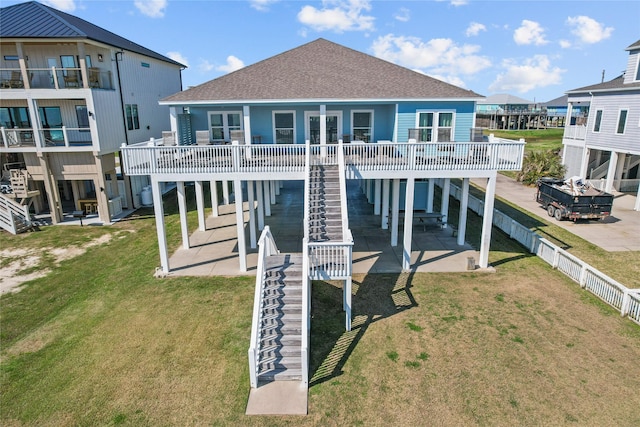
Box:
[301,139,311,386]
[0,192,30,234]
[248,225,278,388]
[590,159,610,180]
[337,139,351,234]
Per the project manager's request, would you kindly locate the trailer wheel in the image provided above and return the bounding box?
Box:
[554,208,563,221]
[547,205,555,217]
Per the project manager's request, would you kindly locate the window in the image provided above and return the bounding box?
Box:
[593,110,603,132]
[3,55,18,61]
[636,57,640,81]
[125,104,139,130]
[208,112,242,142]
[352,110,373,142]
[38,106,64,142]
[415,111,455,142]
[76,105,89,131]
[273,111,295,144]
[0,107,31,128]
[616,109,628,134]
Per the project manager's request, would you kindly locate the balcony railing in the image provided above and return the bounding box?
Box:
[121,137,525,176]
[1,126,93,149]
[563,125,586,141]
[0,67,114,90]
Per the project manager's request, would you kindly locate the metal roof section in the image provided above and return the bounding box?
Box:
[625,39,640,51]
[566,75,640,94]
[477,93,533,105]
[0,1,185,67]
[162,38,483,103]
[541,95,568,107]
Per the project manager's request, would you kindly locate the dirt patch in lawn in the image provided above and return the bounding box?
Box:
[0,233,115,294]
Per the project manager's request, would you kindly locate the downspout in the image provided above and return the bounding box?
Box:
[115,50,129,146]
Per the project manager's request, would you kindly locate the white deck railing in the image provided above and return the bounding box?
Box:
[563,125,587,141]
[0,192,30,234]
[1,126,93,149]
[447,180,640,325]
[121,139,525,176]
[248,226,279,388]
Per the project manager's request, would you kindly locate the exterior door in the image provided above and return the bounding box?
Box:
[305,112,342,144]
[209,112,242,143]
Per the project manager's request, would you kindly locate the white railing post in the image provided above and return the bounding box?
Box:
[62,126,69,147]
[621,290,631,317]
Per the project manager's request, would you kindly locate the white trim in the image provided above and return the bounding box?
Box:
[414,109,456,142]
[159,97,483,106]
[304,110,343,143]
[616,108,629,135]
[272,110,296,144]
[207,110,243,142]
[350,109,374,142]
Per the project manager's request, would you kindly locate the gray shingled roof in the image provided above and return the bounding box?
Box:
[541,95,567,107]
[566,75,640,94]
[626,39,640,51]
[162,38,482,103]
[0,1,184,67]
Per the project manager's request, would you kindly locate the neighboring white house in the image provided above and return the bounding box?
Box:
[0,1,184,225]
[562,39,640,210]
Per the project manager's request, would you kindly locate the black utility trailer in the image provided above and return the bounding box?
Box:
[536,177,614,221]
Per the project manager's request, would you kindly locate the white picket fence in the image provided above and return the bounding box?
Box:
[447,180,640,325]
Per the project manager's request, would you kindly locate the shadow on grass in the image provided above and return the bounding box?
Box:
[309,273,417,387]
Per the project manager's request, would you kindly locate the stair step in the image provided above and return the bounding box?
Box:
[259,344,301,359]
[258,367,302,382]
[259,356,302,371]
[261,303,302,314]
[260,334,302,347]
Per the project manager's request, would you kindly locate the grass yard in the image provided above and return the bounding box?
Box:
[485,128,564,153]
[1,193,639,426]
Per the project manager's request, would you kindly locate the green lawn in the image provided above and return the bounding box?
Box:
[485,128,564,153]
[2,191,639,426]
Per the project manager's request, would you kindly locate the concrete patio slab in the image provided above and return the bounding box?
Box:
[245,381,307,415]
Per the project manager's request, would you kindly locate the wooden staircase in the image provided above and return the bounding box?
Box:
[255,253,304,383]
[0,192,34,235]
[308,164,343,242]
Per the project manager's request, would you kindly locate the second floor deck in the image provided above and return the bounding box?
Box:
[121,137,525,181]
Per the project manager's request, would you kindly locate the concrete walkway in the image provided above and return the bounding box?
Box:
[472,175,640,252]
[167,180,481,277]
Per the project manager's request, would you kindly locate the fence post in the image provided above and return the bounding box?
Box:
[552,247,560,269]
[621,290,631,317]
[579,263,588,288]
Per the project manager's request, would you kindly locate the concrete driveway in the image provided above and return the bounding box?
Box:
[473,175,640,252]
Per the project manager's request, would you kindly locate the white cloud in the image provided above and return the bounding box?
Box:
[41,0,76,11]
[297,0,375,33]
[513,20,548,45]
[489,55,565,93]
[559,39,571,49]
[450,0,468,6]
[198,59,215,73]
[134,0,167,18]
[216,56,245,73]
[466,22,486,37]
[394,7,410,22]
[166,51,189,67]
[250,0,279,12]
[371,34,491,79]
[566,16,613,44]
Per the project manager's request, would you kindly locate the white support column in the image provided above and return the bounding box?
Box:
[177,181,190,250]
[427,179,435,213]
[210,180,219,217]
[263,180,271,217]
[457,178,469,246]
[605,151,618,193]
[270,180,276,205]
[402,178,415,271]
[374,179,382,215]
[366,180,372,203]
[579,148,591,179]
[222,180,230,205]
[441,178,450,228]
[247,181,257,249]
[344,279,352,331]
[479,174,497,269]
[320,104,327,157]
[381,178,390,229]
[195,181,205,231]
[256,180,265,230]
[635,185,640,211]
[234,179,247,272]
[391,179,400,246]
[151,177,169,273]
[275,181,281,196]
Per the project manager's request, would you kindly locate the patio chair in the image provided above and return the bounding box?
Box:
[88,68,100,88]
[63,70,80,88]
[196,130,210,145]
[161,131,176,146]
[230,130,245,144]
[8,71,24,88]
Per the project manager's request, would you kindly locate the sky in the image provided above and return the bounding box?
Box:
[6,0,640,103]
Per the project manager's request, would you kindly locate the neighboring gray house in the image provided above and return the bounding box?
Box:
[562,39,640,210]
[0,1,184,228]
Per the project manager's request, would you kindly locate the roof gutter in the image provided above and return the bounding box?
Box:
[158,97,484,106]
